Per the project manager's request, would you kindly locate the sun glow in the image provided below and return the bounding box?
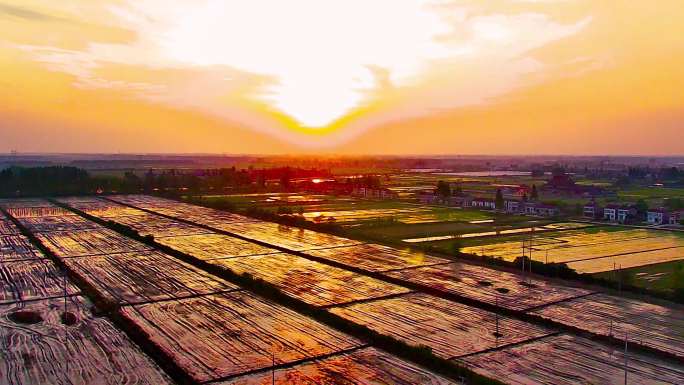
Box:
[116,0,454,128]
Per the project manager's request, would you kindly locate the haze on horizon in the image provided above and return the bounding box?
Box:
[1,1,683,155]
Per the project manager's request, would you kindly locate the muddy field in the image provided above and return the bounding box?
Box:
[531,293,684,359]
[64,251,240,305]
[0,296,172,385]
[108,213,212,238]
[460,334,684,385]
[330,293,552,359]
[223,347,457,385]
[1,234,43,261]
[384,262,592,311]
[19,215,101,233]
[58,197,150,218]
[120,291,362,383]
[157,233,282,260]
[36,229,153,258]
[0,217,18,235]
[1,259,80,304]
[306,243,450,273]
[210,253,411,307]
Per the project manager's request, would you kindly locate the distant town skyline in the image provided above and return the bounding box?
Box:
[1,1,683,155]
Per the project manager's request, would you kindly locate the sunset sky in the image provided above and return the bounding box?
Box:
[1,1,683,155]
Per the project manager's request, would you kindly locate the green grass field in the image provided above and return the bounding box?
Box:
[593,259,684,292]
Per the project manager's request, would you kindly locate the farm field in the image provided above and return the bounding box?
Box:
[0,217,18,235]
[306,243,450,272]
[210,253,411,307]
[58,197,151,218]
[0,296,172,385]
[36,228,153,258]
[4,205,76,218]
[594,259,684,292]
[330,293,552,359]
[106,213,212,238]
[531,293,684,359]
[1,259,79,304]
[0,234,43,261]
[461,227,684,274]
[120,291,362,383]
[157,233,282,260]
[19,215,101,233]
[223,347,457,385]
[384,262,592,311]
[63,251,240,305]
[212,221,362,251]
[403,222,590,243]
[459,334,684,385]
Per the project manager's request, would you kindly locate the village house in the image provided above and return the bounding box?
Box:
[583,201,602,219]
[471,197,496,210]
[504,200,521,213]
[352,187,398,200]
[533,203,560,217]
[647,208,669,225]
[604,204,637,223]
[669,210,684,225]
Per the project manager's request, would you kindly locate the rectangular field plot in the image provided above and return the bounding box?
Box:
[64,250,240,305]
[36,228,153,258]
[157,233,281,260]
[459,334,684,385]
[211,253,411,307]
[306,243,450,273]
[220,222,361,251]
[331,293,552,359]
[1,259,79,304]
[5,205,76,218]
[567,247,684,273]
[0,218,18,235]
[109,213,212,238]
[120,291,362,383]
[462,228,684,273]
[59,197,150,218]
[384,262,592,311]
[1,235,43,261]
[19,214,101,233]
[0,296,172,385]
[223,347,458,385]
[0,198,55,208]
[531,293,684,359]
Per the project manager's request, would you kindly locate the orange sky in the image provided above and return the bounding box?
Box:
[1,1,683,155]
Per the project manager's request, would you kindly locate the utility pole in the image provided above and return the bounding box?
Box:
[624,332,629,385]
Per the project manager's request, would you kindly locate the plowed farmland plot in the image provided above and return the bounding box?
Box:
[462,228,684,273]
[108,213,211,238]
[64,250,240,305]
[157,233,281,260]
[220,222,361,251]
[222,347,458,385]
[18,215,101,233]
[120,291,363,383]
[59,197,150,218]
[0,198,54,208]
[1,259,79,304]
[210,253,411,307]
[531,293,684,359]
[330,293,552,359]
[306,243,450,272]
[1,235,43,261]
[459,334,684,385]
[384,262,592,311]
[0,296,172,385]
[5,205,75,218]
[0,219,18,235]
[36,228,153,258]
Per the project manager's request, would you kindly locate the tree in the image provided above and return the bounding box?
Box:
[635,199,649,218]
[495,189,504,210]
[436,180,451,198]
[531,184,538,200]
